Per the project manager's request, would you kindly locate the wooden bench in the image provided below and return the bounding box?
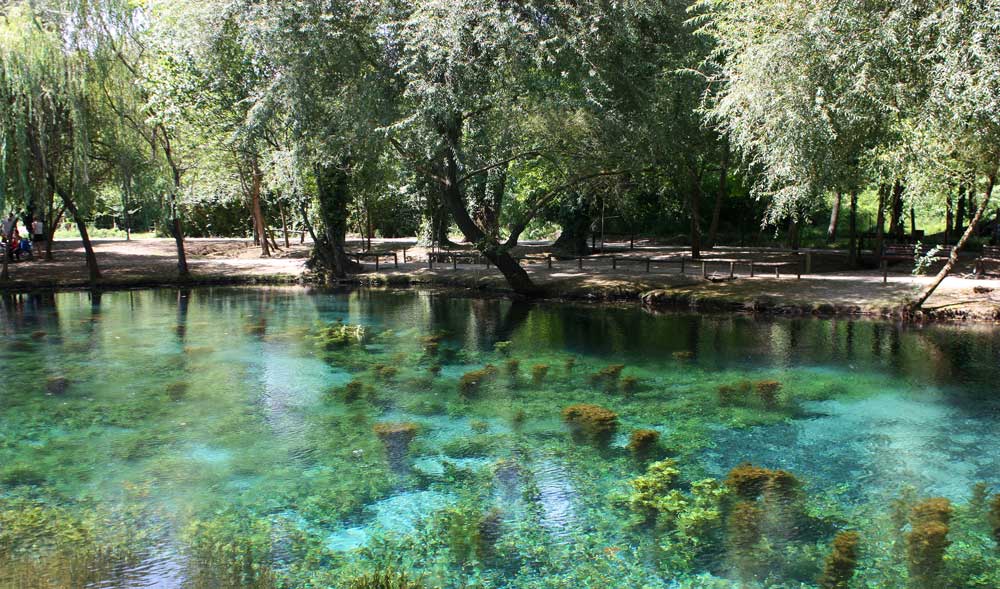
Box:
[351,251,399,271]
[427,251,485,269]
[975,245,1000,277]
[880,244,954,283]
[700,257,804,280]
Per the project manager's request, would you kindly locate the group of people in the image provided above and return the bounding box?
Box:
[2,213,45,262]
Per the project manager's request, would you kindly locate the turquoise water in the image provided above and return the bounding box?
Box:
[0,287,998,588]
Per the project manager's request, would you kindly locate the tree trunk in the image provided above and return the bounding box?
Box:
[314,160,362,278]
[911,166,996,311]
[60,189,101,283]
[250,160,270,257]
[889,179,904,239]
[551,213,591,257]
[875,184,887,257]
[707,138,730,249]
[910,206,916,235]
[689,175,703,259]
[827,191,842,243]
[280,203,290,248]
[163,143,190,279]
[787,217,800,250]
[848,190,858,268]
[945,194,954,244]
[436,120,538,295]
[955,186,966,235]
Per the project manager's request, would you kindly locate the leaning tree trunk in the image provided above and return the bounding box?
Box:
[911,167,996,311]
[59,188,101,283]
[437,124,539,296]
[827,191,842,243]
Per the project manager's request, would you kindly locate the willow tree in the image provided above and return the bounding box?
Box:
[0,2,101,282]
[694,0,888,264]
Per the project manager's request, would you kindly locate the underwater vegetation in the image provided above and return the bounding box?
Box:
[588,364,625,392]
[626,429,660,460]
[4,289,1000,589]
[992,493,1000,546]
[435,503,502,565]
[458,365,498,398]
[530,364,549,385]
[316,322,369,349]
[907,498,952,587]
[561,403,619,446]
[818,531,860,589]
[347,570,424,589]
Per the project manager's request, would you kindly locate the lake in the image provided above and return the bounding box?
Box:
[0,287,997,588]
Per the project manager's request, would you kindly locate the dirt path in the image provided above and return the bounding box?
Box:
[2,237,998,321]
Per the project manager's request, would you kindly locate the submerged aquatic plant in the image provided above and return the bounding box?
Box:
[531,364,549,385]
[991,493,1000,546]
[726,501,767,583]
[458,365,498,398]
[564,356,576,373]
[626,429,660,459]
[347,570,423,589]
[373,422,419,445]
[717,381,752,406]
[621,375,640,396]
[589,364,625,391]
[562,403,619,445]
[436,503,503,564]
[725,463,776,500]
[754,380,782,407]
[494,341,512,356]
[672,350,694,361]
[624,459,681,515]
[505,359,520,385]
[907,498,952,587]
[316,322,368,349]
[818,531,860,589]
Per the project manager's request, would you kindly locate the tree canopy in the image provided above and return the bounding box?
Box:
[1,0,997,301]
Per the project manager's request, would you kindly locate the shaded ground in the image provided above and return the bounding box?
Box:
[0,238,309,288]
[2,237,999,321]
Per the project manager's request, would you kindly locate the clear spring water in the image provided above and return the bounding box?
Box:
[0,287,998,588]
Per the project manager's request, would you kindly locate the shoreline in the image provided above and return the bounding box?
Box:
[4,267,997,324]
[0,237,996,323]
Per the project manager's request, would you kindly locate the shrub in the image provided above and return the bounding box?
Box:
[562,403,619,445]
[818,531,860,589]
